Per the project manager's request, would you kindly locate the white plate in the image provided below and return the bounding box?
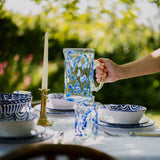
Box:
[47,108,74,112]
[34,104,74,116]
[98,118,155,129]
[46,109,74,116]
[0,125,44,137]
[0,127,54,144]
[99,115,149,127]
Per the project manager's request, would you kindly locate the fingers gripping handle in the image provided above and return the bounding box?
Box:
[91,61,104,92]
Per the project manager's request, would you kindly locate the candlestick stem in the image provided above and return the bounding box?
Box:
[37,89,53,126]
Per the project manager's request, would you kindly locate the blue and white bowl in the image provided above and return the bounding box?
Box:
[0,93,32,113]
[0,112,38,137]
[106,104,147,124]
[48,93,74,110]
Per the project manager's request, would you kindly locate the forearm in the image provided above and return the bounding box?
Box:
[117,48,160,80]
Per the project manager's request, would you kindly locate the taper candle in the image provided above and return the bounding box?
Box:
[42,32,49,89]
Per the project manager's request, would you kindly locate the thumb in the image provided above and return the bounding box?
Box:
[97,58,105,64]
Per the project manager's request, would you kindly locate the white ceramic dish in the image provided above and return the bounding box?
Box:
[105,104,147,124]
[0,112,38,137]
[47,108,74,112]
[47,93,74,110]
[99,115,149,127]
[0,127,54,144]
[47,109,74,116]
[33,104,74,116]
[98,118,155,129]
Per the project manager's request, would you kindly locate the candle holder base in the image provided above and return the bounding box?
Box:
[37,116,53,127]
[37,88,53,127]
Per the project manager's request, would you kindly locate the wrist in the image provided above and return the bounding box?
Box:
[116,65,129,81]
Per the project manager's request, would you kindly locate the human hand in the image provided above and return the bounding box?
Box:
[95,58,119,83]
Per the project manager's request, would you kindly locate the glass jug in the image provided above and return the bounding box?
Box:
[63,48,104,102]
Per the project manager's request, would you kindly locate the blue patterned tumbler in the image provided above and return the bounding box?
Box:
[74,102,98,137]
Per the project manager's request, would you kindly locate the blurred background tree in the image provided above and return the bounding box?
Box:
[0,0,160,111]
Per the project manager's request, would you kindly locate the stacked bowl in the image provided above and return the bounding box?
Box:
[0,93,32,121]
[0,93,37,137]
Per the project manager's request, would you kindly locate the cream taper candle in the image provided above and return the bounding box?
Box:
[42,32,49,89]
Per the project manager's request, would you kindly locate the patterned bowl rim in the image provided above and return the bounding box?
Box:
[0,93,32,103]
[105,104,147,112]
[0,112,38,123]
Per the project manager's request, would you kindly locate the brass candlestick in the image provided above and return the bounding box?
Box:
[37,89,53,126]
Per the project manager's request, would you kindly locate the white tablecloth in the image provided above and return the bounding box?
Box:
[0,106,160,160]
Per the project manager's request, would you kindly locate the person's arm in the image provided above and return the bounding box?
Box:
[118,48,160,80]
[96,48,160,83]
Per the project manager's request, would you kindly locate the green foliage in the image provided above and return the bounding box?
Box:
[149,0,160,7]
[0,0,160,110]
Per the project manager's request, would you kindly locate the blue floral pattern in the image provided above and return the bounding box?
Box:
[63,48,95,102]
[75,102,98,137]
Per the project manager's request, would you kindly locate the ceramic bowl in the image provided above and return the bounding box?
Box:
[106,104,147,124]
[13,90,32,110]
[0,112,38,137]
[0,93,32,113]
[48,93,74,110]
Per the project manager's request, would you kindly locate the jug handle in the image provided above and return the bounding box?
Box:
[91,61,105,92]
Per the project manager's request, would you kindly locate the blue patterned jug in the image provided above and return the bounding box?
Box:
[63,48,104,102]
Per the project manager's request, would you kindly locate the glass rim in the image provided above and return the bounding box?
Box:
[63,48,95,52]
